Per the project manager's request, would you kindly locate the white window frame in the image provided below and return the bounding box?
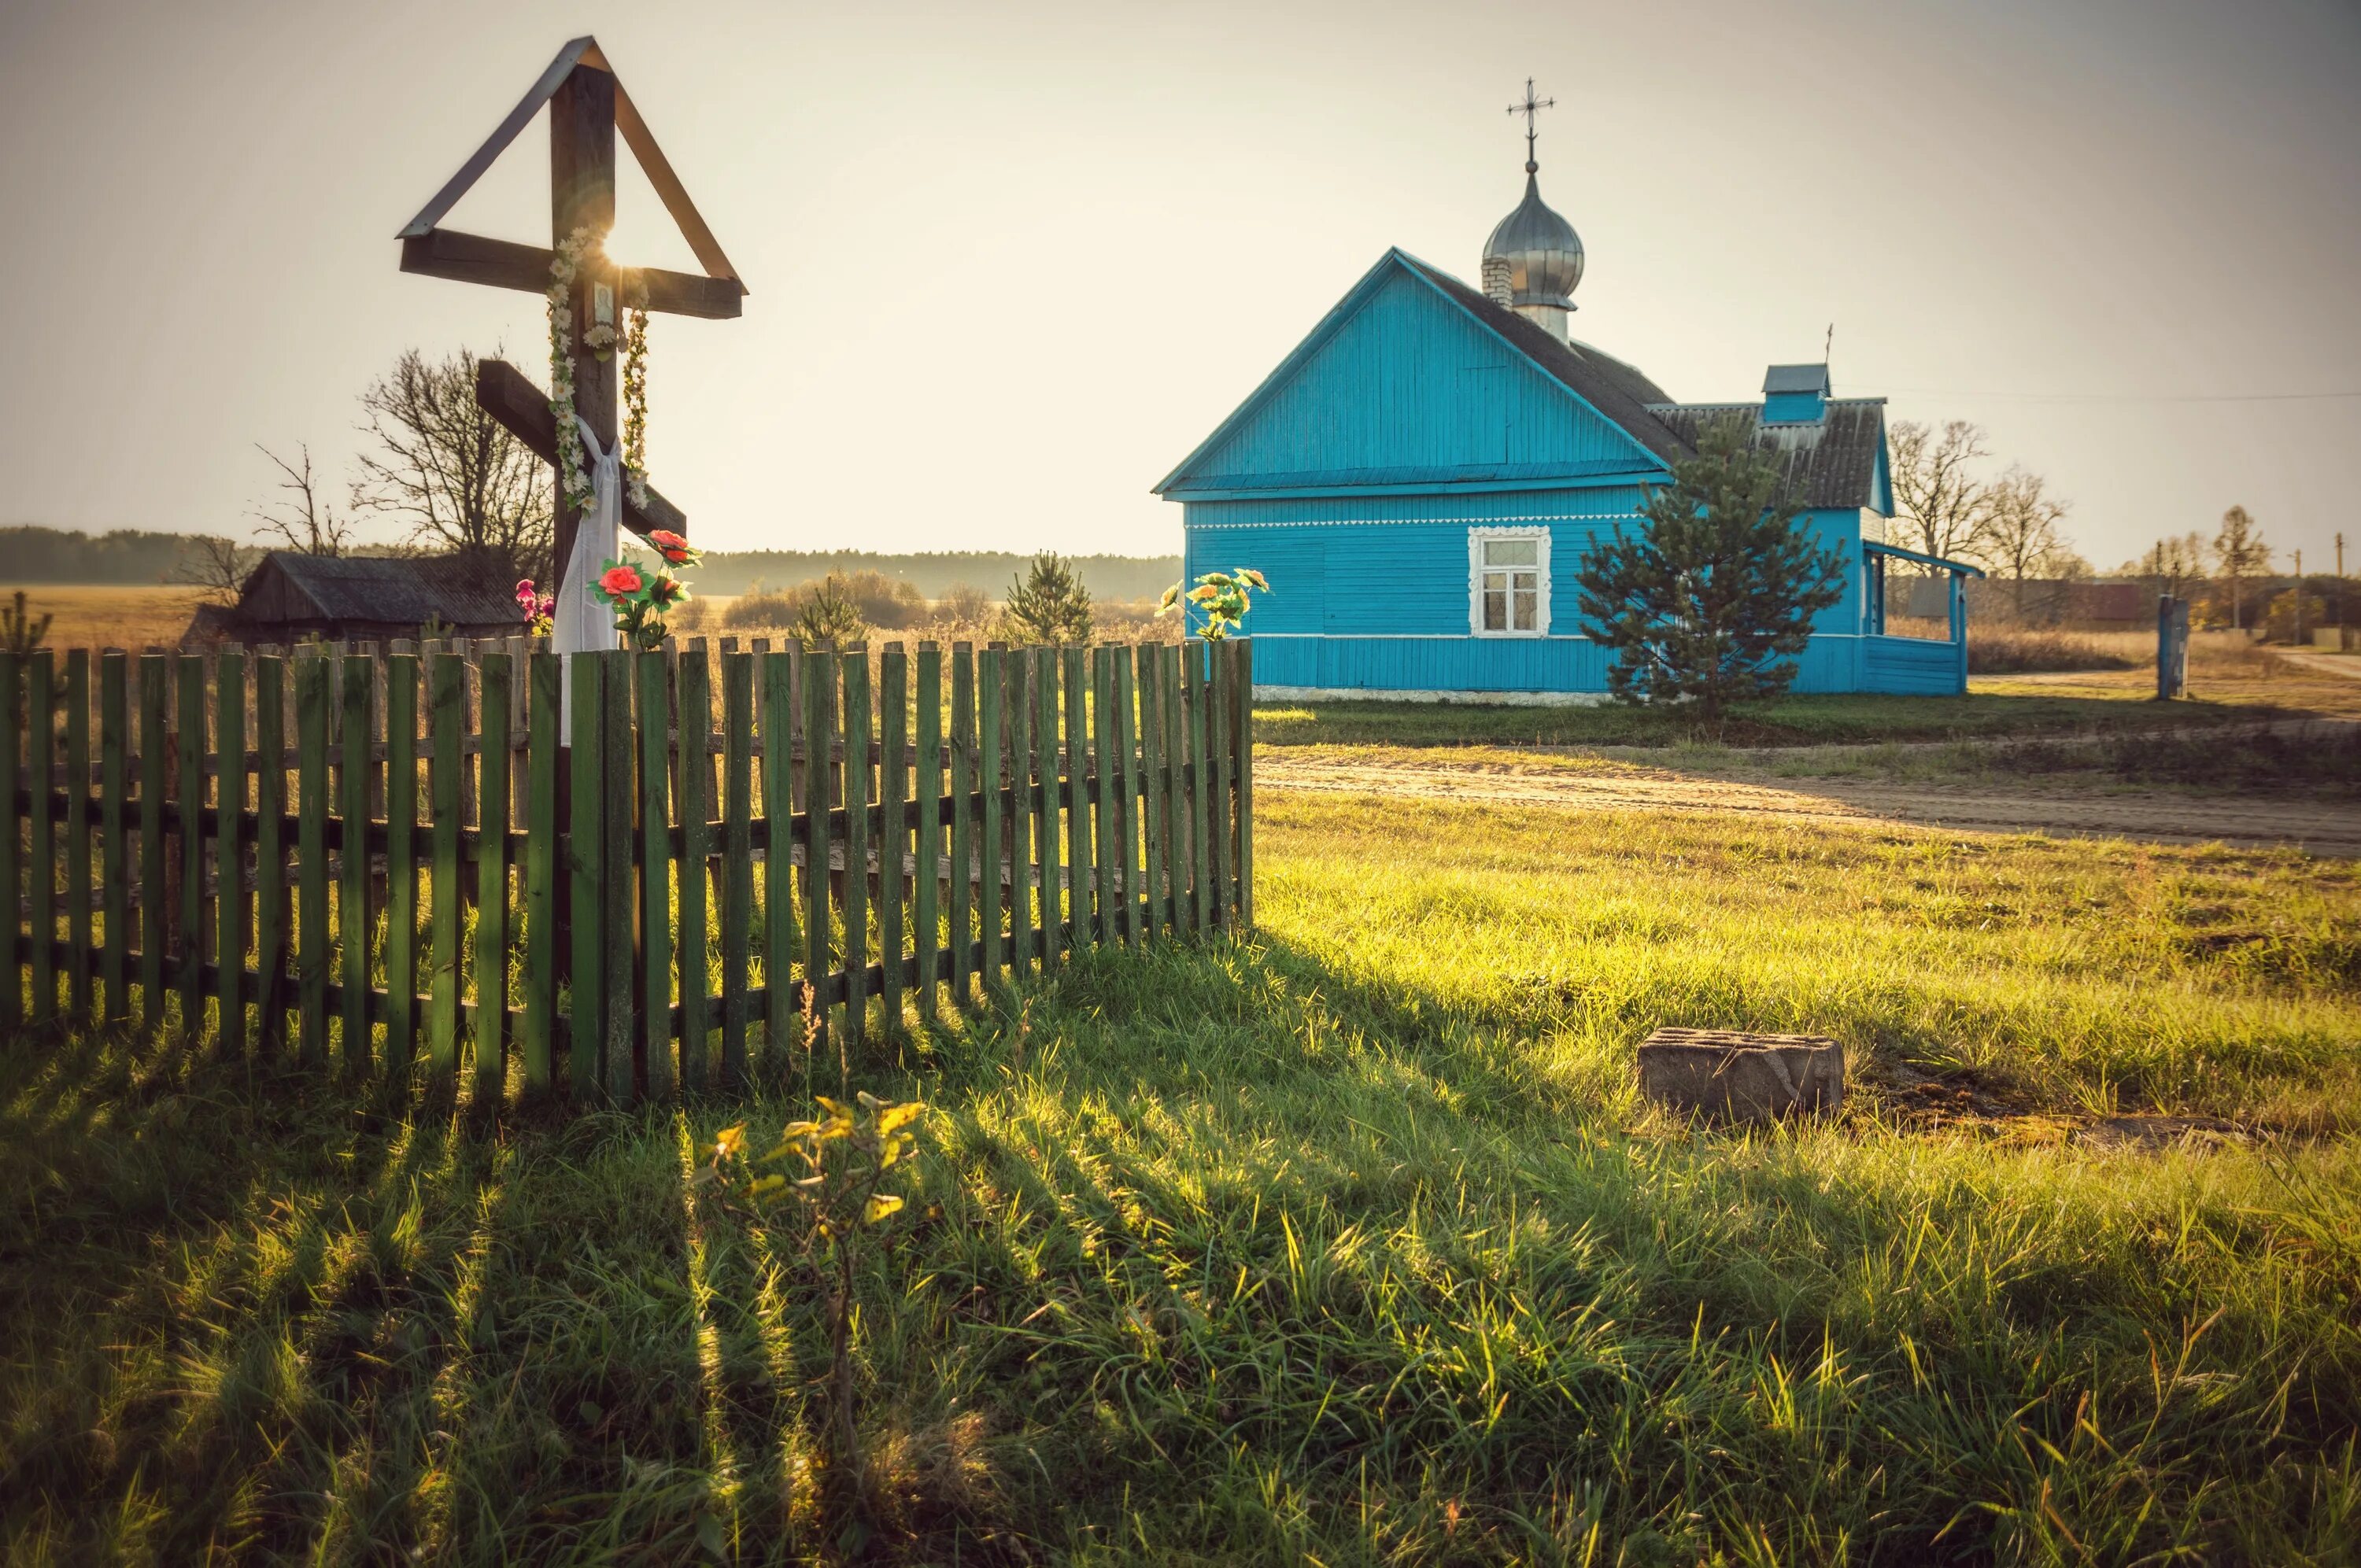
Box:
[1467,526,1551,637]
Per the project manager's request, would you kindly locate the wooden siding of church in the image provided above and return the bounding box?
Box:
[1182,498,1961,696]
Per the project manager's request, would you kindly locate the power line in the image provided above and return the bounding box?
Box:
[1874,387,2361,404]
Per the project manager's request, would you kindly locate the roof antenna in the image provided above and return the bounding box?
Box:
[1823,321,1834,377]
[1507,78,1555,175]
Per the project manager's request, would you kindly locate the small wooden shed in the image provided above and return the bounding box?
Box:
[199,552,526,645]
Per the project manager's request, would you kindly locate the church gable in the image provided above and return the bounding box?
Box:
[1158,254,1673,494]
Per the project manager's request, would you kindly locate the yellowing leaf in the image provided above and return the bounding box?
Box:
[877,1102,926,1135]
[864,1193,906,1224]
[750,1173,785,1195]
[856,1090,884,1109]
[710,1123,748,1160]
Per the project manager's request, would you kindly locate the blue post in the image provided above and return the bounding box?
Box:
[1948,572,1966,694]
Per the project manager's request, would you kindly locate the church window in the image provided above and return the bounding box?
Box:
[1468,528,1550,636]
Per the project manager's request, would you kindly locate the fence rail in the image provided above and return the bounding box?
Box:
[4,637,1254,1105]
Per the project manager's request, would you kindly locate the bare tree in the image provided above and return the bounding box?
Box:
[1888,419,1994,569]
[249,442,355,557]
[353,347,550,580]
[2211,504,2270,632]
[1982,467,2071,618]
[164,535,257,603]
[2130,533,2209,600]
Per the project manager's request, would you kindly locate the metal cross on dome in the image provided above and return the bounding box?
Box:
[393,35,748,577]
[1507,78,1555,168]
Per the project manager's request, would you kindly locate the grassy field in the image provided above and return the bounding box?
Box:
[10,584,211,653]
[5,797,2358,1563]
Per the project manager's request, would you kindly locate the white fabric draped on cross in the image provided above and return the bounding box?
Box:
[556,418,623,743]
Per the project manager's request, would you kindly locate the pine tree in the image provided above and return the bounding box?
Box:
[1574,418,1847,721]
[1002,552,1094,645]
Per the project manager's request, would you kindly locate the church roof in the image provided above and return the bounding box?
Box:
[1391,253,1689,467]
[1646,400,1890,511]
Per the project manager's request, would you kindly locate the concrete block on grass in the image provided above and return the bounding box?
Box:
[1638,1028,1843,1122]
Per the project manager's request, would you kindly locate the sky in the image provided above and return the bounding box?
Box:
[2,0,2357,575]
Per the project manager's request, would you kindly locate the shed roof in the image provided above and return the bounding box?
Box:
[1644,400,1888,512]
[239,552,524,628]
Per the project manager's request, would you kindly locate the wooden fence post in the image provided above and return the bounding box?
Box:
[26,651,57,1025]
[253,655,286,1055]
[841,646,872,1048]
[1062,645,1093,954]
[175,655,205,1039]
[1135,644,1166,946]
[0,654,20,1039]
[977,646,1004,993]
[759,650,797,1068]
[879,643,908,1032]
[340,655,373,1075]
[214,652,246,1053]
[522,651,559,1094]
[567,652,607,1098]
[295,655,329,1064]
[428,651,465,1077]
[1004,647,1032,979]
[914,643,943,1016]
[601,648,635,1105]
[476,651,512,1103]
[1232,638,1254,931]
[720,650,753,1090]
[803,648,837,1052]
[98,653,129,1024]
[1033,644,1062,969]
[678,649,711,1094]
[948,644,975,1007]
[65,651,91,1022]
[637,651,674,1101]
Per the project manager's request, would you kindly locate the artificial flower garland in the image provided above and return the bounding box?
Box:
[623,304,651,511]
[545,226,656,517]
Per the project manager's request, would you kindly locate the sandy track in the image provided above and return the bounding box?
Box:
[1257,754,2361,857]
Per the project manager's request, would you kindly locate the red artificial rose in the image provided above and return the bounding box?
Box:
[600,565,644,597]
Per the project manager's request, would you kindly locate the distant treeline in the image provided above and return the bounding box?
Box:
[692,551,1181,602]
[3,526,1180,603]
[4,526,224,584]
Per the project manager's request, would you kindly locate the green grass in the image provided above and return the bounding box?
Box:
[6,799,2359,1563]
[1255,660,2361,754]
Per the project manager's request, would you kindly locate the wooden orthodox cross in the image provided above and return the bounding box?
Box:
[395,36,746,576]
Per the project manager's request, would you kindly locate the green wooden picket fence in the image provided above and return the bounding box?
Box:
[2,636,1254,1104]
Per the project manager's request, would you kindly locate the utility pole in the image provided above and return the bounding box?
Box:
[2293,548,2305,647]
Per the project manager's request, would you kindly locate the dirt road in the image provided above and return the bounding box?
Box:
[1257,753,2361,857]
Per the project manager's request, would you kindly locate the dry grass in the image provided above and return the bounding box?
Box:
[15,584,211,652]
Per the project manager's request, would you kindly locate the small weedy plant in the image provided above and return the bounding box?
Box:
[1159,566,1269,640]
[695,1090,927,1505]
[2,590,52,655]
[789,575,870,652]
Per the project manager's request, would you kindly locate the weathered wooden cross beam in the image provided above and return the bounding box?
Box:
[395,35,745,569]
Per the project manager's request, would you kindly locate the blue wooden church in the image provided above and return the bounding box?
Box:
[1154,111,1981,700]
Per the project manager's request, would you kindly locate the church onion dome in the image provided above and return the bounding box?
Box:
[1483,172,1583,310]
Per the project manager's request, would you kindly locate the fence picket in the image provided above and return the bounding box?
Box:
[1005,647,1033,978]
[340,655,373,1073]
[1062,646,1093,952]
[522,653,559,1093]
[253,656,287,1051]
[176,655,205,1038]
[1186,643,1212,936]
[678,650,711,1094]
[1234,639,1254,929]
[1135,645,1166,945]
[0,656,20,1038]
[601,651,636,1105]
[99,654,129,1021]
[637,651,675,1101]
[760,651,797,1061]
[1092,647,1117,950]
[841,647,871,1048]
[977,647,1004,991]
[65,651,92,1021]
[914,644,942,1016]
[296,656,329,1064]
[568,654,607,1097]
[879,644,908,1032]
[428,652,464,1076]
[948,644,975,1006]
[137,656,167,1028]
[24,652,55,1024]
[214,653,246,1053]
[1207,642,1232,930]
[476,652,512,1102]
[385,655,419,1078]
[720,651,753,1088]
[1033,645,1062,969]
[1113,650,1141,948]
[803,649,836,1050]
